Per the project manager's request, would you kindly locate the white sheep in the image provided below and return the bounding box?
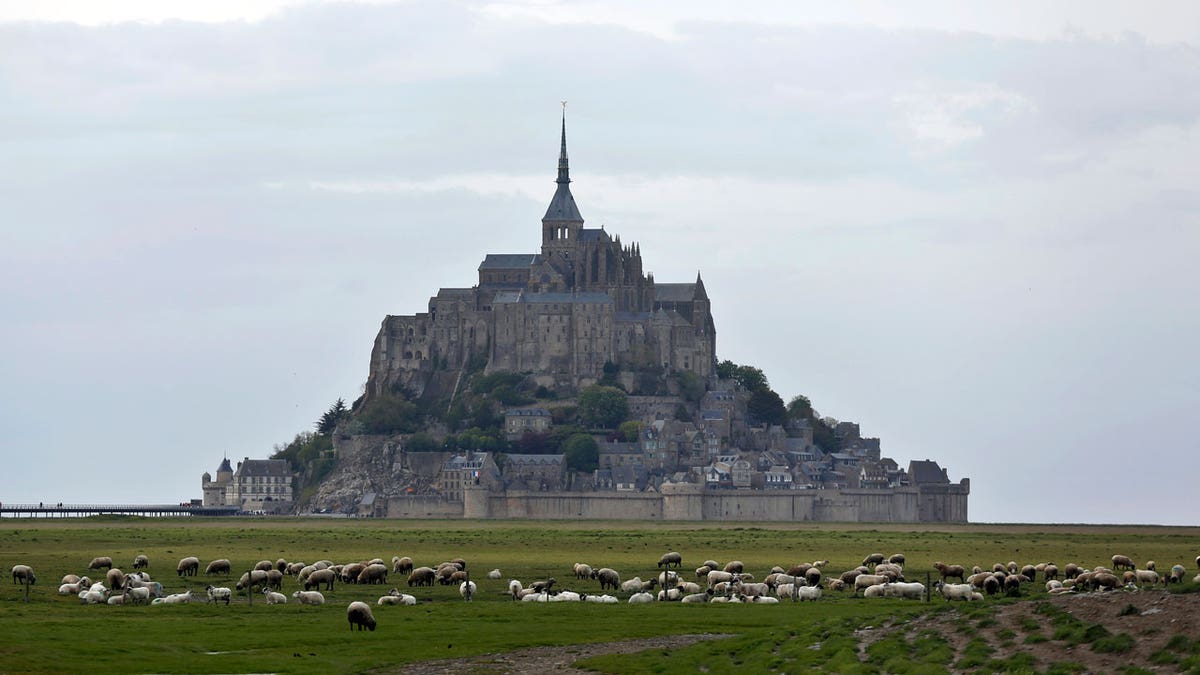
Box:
[620,577,646,594]
[706,570,734,587]
[678,581,702,594]
[750,595,780,604]
[573,563,594,580]
[11,565,36,585]
[585,594,619,603]
[935,582,978,601]
[882,582,925,600]
[261,587,288,604]
[106,593,126,605]
[862,584,887,598]
[1134,570,1159,586]
[854,574,889,593]
[487,569,502,580]
[378,593,416,606]
[124,587,152,604]
[520,591,549,602]
[680,592,709,603]
[796,585,822,602]
[627,591,655,603]
[205,585,232,605]
[508,579,524,599]
[293,590,325,605]
[59,582,85,595]
[459,580,477,601]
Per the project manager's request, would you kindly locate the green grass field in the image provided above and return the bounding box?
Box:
[2,518,1198,673]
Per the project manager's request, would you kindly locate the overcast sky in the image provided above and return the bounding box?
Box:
[3,1,1198,524]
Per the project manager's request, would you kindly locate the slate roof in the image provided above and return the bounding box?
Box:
[235,459,291,478]
[506,454,565,466]
[505,408,551,418]
[578,228,608,242]
[479,254,539,270]
[908,460,950,485]
[655,283,697,303]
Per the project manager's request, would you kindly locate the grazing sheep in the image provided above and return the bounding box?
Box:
[723,561,744,574]
[804,568,822,588]
[786,563,812,577]
[1043,564,1059,582]
[1020,565,1037,582]
[205,585,232,605]
[88,557,114,571]
[176,557,200,577]
[702,560,720,571]
[695,565,713,579]
[132,555,149,570]
[286,562,306,576]
[205,559,231,576]
[573,563,594,580]
[460,580,476,601]
[1135,570,1159,586]
[888,554,906,565]
[392,556,414,575]
[839,570,862,585]
[252,560,272,572]
[347,601,377,631]
[358,563,389,585]
[595,568,620,591]
[854,574,889,593]
[1145,560,1156,571]
[106,568,125,591]
[306,568,336,591]
[292,590,325,605]
[706,570,734,587]
[933,562,965,583]
[237,570,270,591]
[627,591,655,603]
[274,558,288,572]
[262,587,288,604]
[983,576,1002,596]
[1004,574,1024,595]
[12,565,36,585]
[1111,555,1135,571]
[658,552,682,569]
[342,563,367,584]
[657,570,680,589]
[862,553,886,567]
[874,564,903,581]
[1168,565,1187,584]
[487,569,502,580]
[407,567,436,587]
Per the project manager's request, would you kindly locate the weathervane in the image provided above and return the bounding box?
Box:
[561,100,567,111]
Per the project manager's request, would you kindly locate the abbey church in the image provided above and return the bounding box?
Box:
[368,116,717,396]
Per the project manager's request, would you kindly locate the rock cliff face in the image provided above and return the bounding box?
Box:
[306,434,442,513]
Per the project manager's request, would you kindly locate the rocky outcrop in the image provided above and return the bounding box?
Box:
[306,434,442,514]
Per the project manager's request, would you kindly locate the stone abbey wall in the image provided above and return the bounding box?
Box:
[455,481,970,523]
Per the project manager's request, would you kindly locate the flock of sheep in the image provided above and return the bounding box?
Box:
[11,549,1200,633]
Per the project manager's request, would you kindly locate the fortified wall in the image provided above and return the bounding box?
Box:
[453,480,969,523]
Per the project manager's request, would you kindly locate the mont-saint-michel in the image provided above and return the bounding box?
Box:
[203,115,968,522]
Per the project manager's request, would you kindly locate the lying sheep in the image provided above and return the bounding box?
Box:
[293,590,325,605]
[487,569,502,580]
[585,594,619,603]
[862,584,886,598]
[262,588,288,604]
[620,577,656,594]
[132,555,149,570]
[627,591,655,603]
[347,601,377,631]
[11,565,36,585]
[378,589,417,605]
[205,585,232,605]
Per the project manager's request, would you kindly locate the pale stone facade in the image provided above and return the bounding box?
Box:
[201,457,293,512]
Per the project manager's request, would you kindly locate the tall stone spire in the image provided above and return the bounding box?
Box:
[543,105,583,224]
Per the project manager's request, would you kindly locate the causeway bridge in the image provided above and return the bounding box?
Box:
[0,503,241,518]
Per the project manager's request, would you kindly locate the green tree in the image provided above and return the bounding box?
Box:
[316,398,350,436]
[562,433,599,473]
[676,370,705,403]
[405,433,440,452]
[716,360,769,392]
[354,393,421,435]
[747,388,787,426]
[578,385,629,429]
[787,395,813,420]
[617,420,644,442]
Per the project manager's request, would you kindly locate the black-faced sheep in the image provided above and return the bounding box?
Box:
[88,556,114,571]
[205,585,232,605]
[862,553,886,567]
[12,565,36,585]
[176,557,200,577]
[132,555,149,570]
[1168,565,1186,584]
[595,568,620,591]
[1111,555,1135,571]
[347,601,377,631]
[658,552,682,569]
